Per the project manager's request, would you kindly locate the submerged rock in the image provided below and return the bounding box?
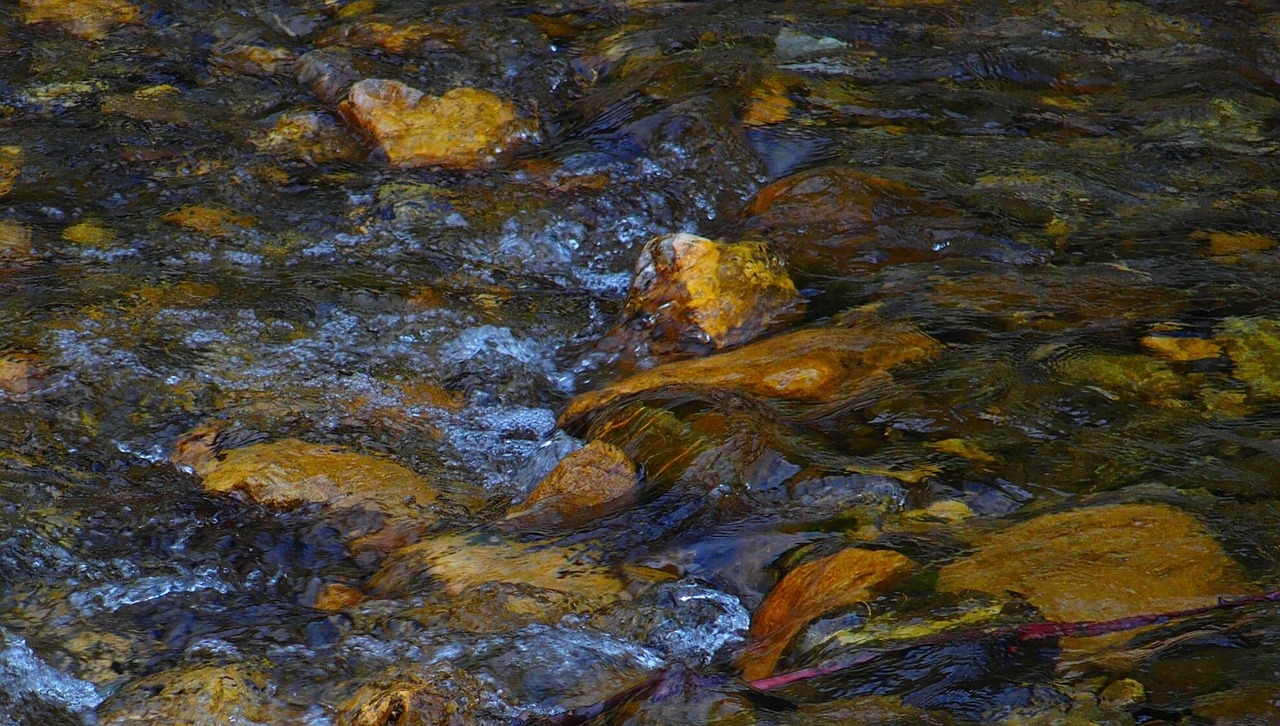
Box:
[0,219,33,262]
[97,663,295,725]
[339,80,537,169]
[737,547,916,680]
[19,0,138,40]
[504,440,639,530]
[561,320,941,426]
[337,665,507,726]
[162,206,255,237]
[174,435,437,519]
[616,232,804,357]
[0,351,48,394]
[253,109,364,164]
[937,503,1249,643]
[0,147,20,197]
[1217,317,1280,399]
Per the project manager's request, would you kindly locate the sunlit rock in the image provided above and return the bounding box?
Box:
[253,109,364,164]
[337,666,507,726]
[19,0,139,40]
[1045,350,1191,403]
[368,532,623,610]
[312,582,364,611]
[62,220,115,247]
[0,147,21,197]
[0,351,48,395]
[210,41,296,77]
[338,80,537,169]
[98,663,294,725]
[615,233,804,357]
[1140,334,1222,362]
[504,440,639,530]
[560,321,941,426]
[1217,317,1280,399]
[162,206,255,237]
[318,19,460,55]
[741,73,797,126]
[937,504,1249,645]
[736,547,916,680]
[175,436,437,518]
[1198,230,1276,257]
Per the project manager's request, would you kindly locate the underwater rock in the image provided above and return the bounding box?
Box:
[1140,334,1222,362]
[97,663,294,725]
[0,219,33,261]
[1047,350,1191,403]
[254,109,364,164]
[504,440,639,530]
[337,665,507,726]
[1217,317,1280,399]
[561,320,941,426]
[295,49,362,104]
[174,436,438,519]
[0,351,49,395]
[19,0,138,40]
[1199,230,1276,257]
[936,504,1249,639]
[162,206,255,237]
[62,220,115,247]
[616,232,804,357]
[737,547,916,680]
[312,582,365,611]
[0,147,20,197]
[339,80,537,169]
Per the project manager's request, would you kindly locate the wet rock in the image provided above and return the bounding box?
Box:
[253,109,364,164]
[210,41,296,78]
[1140,333,1222,362]
[0,147,21,197]
[0,219,33,261]
[791,695,951,725]
[1217,317,1280,399]
[338,80,537,169]
[561,320,941,427]
[742,72,797,127]
[100,85,193,126]
[318,19,460,55]
[1199,230,1276,257]
[615,233,804,357]
[162,206,255,237]
[18,0,139,40]
[1047,350,1191,403]
[295,49,362,104]
[312,582,364,611]
[937,504,1249,644]
[97,663,295,725]
[737,547,916,680]
[62,220,115,247]
[337,665,508,726]
[175,436,438,519]
[504,440,639,530]
[1192,681,1280,723]
[368,532,623,610]
[0,351,49,394]
[731,166,974,274]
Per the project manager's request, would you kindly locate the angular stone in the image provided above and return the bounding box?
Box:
[183,438,437,517]
[619,233,804,355]
[339,80,536,169]
[937,504,1249,637]
[505,440,638,529]
[1217,317,1280,398]
[19,0,139,40]
[737,547,916,680]
[560,321,941,426]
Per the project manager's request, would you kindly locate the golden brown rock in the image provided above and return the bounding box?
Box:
[313,582,365,611]
[1140,334,1222,362]
[937,504,1249,643]
[339,80,536,169]
[368,533,623,608]
[254,109,364,164]
[0,219,33,260]
[737,547,916,680]
[619,233,804,355]
[0,351,48,394]
[98,664,293,725]
[560,321,941,426]
[505,440,638,529]
[337,666,502,726]
[0,147,20,197]
[742,74,796,127]
[162,206,255,237]
[63,219,116,247]
[193,438,437,516]
[19,0,139,40]
[1201,230,1276,256]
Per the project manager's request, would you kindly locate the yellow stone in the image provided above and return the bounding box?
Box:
[742,75,796,126]
[1140,335,1222,361]
[162,206,255,236]
[339,80,536,169]
[0,351,47,394]
[0,147,21,197]
[195,438,437,515]
[560,321,940,426]
[737,547,916,680]
[0,219,33,259]
[98,664,290,725]
[19,0,139,40]
[937,504,1249,646]
[929,438,998,465]
[1204,230,1276,256]
[1217,317,1280,398]
[505,440,638,529]
[63,220,116,247]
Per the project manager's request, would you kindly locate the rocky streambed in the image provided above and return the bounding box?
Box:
[3,0,1280,723]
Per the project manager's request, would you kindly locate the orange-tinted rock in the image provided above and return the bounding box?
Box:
[618,233,804,356]
[337,666,504,726]
[0,351,48,394]
[319,20,460,54]
[162,206,255,237]
[339,80,536,169]
[741,74,796,127]
[737,547,916,680]
[505,440,638,529]
[98,664,294,725]
[1201,230,1276,256]
[560,321,941,426]
[19,0,139,40]
[368,533,623,608]
[733,166,969,272]
[937,504,1249,647]
[1140,334,1222,362]
[313,582,365,611]
[190,438,437,517]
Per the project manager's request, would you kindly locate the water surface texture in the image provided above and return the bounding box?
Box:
[3,0,1280,723]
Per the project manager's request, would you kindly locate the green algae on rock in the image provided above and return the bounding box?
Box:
[339,80,537,169]
[1217,317,1280,399]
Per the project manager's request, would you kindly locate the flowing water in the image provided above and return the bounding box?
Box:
[3,0,1280,723]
